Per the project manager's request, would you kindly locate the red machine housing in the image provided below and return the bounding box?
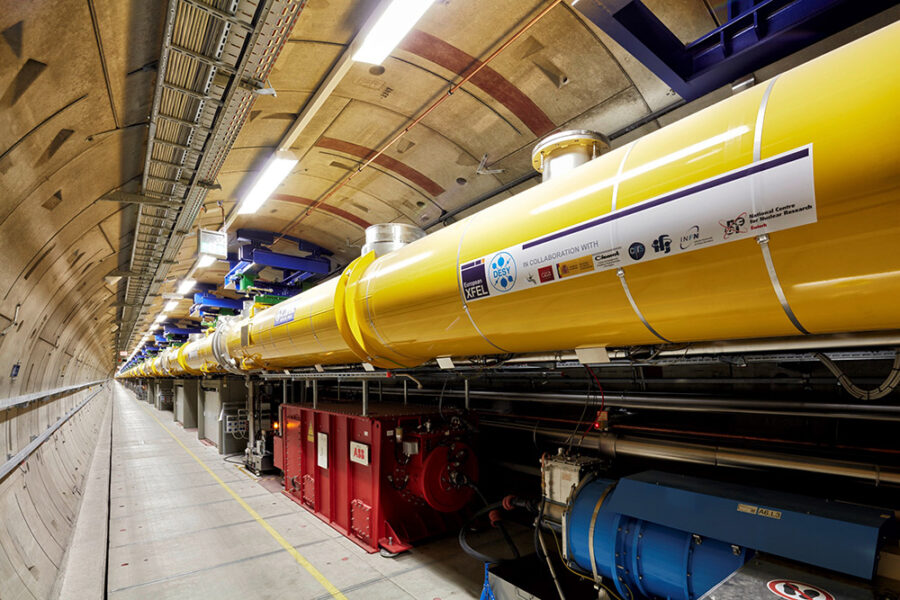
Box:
[278,402,477,553]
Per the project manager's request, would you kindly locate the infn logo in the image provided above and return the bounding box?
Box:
[680,225,700,250]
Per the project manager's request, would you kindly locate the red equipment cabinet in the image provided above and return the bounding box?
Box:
[280,402,477,553]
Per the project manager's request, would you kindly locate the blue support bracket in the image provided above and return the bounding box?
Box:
[194,282,218,293]
[163,325,203,335]
[235,228,332,257]
[281,270,314,286]
[238,245,331,274]
[242,280,300,297]
[574,0,894,100]
[224,260,258,287]
[192,293,244,311]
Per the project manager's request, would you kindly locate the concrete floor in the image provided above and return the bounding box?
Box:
[91,383,489,599]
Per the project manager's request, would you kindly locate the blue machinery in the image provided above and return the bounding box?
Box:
[224,228,331,295]
[574,0,895,100]
[542,459,892,600]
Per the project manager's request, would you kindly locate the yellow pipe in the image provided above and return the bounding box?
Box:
[341,22,900,367]
[180,334,224,374]
[135,23,900,373]
[224,275,359,369]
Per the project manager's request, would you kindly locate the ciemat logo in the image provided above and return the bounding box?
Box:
[628,242,645,260]
[488,252,517,292]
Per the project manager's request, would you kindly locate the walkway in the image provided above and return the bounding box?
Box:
[104,383,483,599]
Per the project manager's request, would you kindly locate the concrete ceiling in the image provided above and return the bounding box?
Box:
[157,0,716,323]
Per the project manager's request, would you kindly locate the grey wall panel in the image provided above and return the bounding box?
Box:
[203,389,221,447]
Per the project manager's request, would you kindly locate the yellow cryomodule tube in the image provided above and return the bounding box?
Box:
[140,22,900,375]
[178,334,224,375]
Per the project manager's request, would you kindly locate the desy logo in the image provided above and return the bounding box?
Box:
[488,252,517,292]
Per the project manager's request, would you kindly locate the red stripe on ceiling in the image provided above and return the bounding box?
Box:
[399,30,555,137]
[315,137,445,197]
[271,194,372,229]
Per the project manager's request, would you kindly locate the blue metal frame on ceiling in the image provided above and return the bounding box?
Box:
[234,228,332,258]
[237,246,331,274]
[163,325,203,335]
[574,0,895,100]
[192,293,244,315]
[224,229,332,296]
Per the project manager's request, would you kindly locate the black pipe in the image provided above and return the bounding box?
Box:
[375,387,900,422]
[480,419,900,485]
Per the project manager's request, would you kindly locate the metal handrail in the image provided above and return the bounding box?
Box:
[0,379,106,411]
[0,383,108,481]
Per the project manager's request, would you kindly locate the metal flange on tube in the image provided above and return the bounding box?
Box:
[210,316,248,375]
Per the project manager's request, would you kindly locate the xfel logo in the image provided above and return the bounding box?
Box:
[488,252,517,292]
[720,212,748,239]
[651,234,672,254]
[680,225,700,250]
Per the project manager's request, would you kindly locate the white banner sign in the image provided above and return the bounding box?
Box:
[460,146,816,302]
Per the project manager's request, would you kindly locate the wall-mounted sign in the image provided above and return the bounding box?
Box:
[317,432,328,469]
[198,229,228,258]
[350,441,370,466]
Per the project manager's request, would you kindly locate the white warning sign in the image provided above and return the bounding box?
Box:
[316,432,328,469]
[460,145,816,303]
[767,579,835,600]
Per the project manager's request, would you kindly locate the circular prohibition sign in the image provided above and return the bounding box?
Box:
[767,579,835,600]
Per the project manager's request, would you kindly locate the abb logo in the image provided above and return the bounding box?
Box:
[350,441,370,466]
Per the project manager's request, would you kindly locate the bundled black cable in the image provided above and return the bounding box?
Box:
[458,485,521,564]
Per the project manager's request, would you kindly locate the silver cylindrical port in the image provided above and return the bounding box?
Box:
[361,223,426,257]
[531,130,610,182]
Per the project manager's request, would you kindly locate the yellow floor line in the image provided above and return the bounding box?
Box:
[136,400,348,600]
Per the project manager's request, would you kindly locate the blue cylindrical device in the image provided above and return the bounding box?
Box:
[566,478,750,600]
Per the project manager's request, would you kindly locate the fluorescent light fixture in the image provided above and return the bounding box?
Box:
[154,314,167,323]
[177,279,196,295]
[237,151,298,214]
[197,254,217,268]
[164,300,179,311]
[352,0,436,65]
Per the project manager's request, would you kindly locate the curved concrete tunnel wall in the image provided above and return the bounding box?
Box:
[0,0,164,597]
